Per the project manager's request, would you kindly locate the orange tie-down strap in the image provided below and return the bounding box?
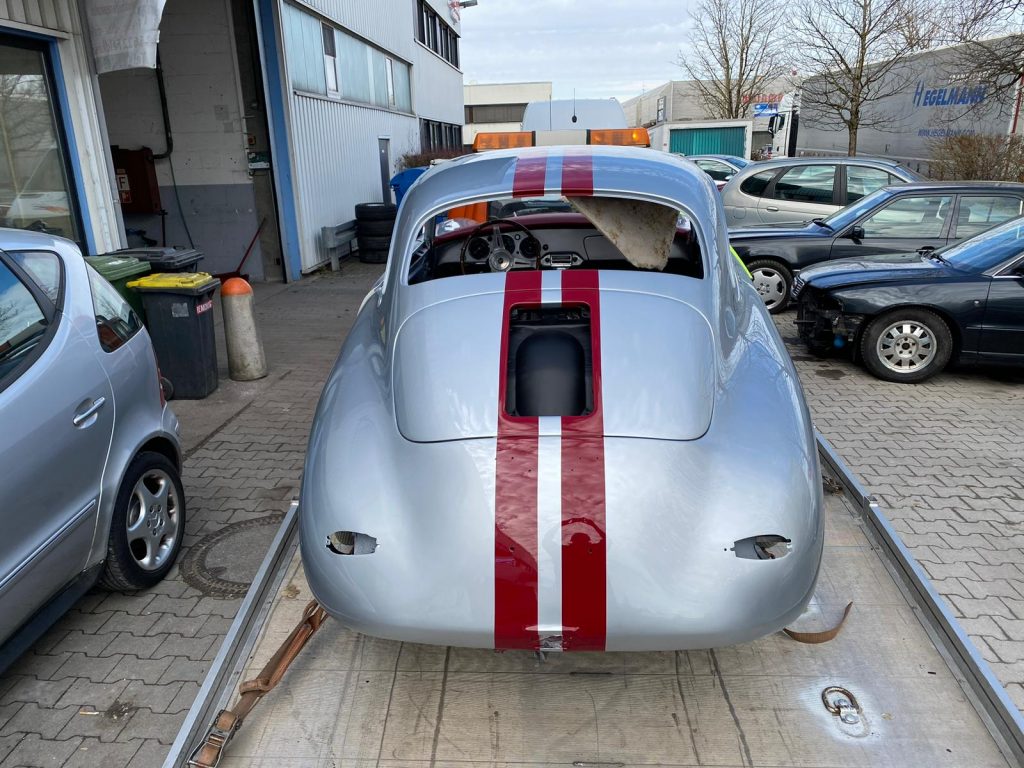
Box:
[189,600,329,768]
[784,601,854,644]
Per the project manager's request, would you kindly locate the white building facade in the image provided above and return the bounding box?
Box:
[0,0,464,282]
[463,81,552,146]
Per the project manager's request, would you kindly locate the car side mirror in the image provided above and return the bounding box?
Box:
[848,225,865,241]
[724,174,733,181]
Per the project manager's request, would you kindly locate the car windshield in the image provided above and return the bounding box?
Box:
[936,215,1024,272]
[821,187,893,230]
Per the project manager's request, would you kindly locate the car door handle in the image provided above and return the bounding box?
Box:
[765,206,780,212]
[73,397,107,427]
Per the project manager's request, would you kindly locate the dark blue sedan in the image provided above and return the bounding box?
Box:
[794,216,1024,382]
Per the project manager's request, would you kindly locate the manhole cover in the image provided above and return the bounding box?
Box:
[181,514,284,598]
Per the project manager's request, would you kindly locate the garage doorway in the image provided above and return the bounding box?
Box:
[231,0,285,281]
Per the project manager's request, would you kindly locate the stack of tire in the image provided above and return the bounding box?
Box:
[355,202,398,264]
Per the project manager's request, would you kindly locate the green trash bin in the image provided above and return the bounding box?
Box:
[86,255,151,320]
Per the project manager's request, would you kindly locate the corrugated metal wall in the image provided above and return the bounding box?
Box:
[0,0,77,34]
[280,0,463,272]
[290,0,416,61]
[291,94,419,271]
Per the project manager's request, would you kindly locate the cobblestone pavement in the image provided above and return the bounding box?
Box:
[775,312,1024,708]
[0,263,381,768]
[2,267,1022,767]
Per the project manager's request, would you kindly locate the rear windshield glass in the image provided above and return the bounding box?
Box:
[407,194,704,284]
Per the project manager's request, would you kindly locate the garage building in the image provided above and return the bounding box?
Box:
[0,0,464,281]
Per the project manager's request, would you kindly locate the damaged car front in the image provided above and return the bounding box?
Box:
[299,146,824,652]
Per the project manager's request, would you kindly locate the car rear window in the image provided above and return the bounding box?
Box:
[86,264,142,353]
[771,165,835,204]
[955,196,1024,239]
[739,169,776,198]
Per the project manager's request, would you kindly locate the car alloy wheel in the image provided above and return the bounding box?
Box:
[861,308,952,383]
[126,468,181,572]
[875,320,936,373]
[747,260,792,313]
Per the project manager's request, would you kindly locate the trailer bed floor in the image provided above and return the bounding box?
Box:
[217,490,1009,768]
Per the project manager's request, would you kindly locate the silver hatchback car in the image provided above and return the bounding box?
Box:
[0,230,185,669]
[721,156,922,227]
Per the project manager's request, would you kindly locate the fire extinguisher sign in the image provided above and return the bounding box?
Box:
[116,168,132,204]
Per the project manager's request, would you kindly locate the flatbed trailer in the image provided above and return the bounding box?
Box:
[166,435,1024,767]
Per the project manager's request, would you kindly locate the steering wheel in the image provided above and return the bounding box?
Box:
[459,218,539,275]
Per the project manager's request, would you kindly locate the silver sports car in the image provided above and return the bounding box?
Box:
[300,146,823,652]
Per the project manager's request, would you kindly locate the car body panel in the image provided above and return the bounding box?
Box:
[301,146,824,651]
[980,266,1024,360]
[0,229,181,654]
[731,184,1024,275]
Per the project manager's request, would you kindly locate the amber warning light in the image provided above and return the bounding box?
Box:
[587,128,651,147]
[472,131,535,151]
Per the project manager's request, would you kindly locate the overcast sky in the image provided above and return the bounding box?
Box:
[459,0,691,102]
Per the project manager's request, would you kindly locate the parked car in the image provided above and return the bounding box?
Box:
[300,146,823,652]
[794,216,1024,382]
[730,182,1024,312]
[0,229,185,670]
[721,155,922,228]
[687,154,751,190]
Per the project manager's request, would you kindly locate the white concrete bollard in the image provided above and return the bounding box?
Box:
[221,278,268,381]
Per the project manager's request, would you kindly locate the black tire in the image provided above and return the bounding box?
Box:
[355,202,397,222]
[746,259,792,313]
[358,219,394,236]
[100,452,186,591]
[860,308,953,383]
[359,248,389,264]
[358,235,392,252]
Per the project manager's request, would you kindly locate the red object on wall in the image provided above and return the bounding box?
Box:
[111,146,162,215]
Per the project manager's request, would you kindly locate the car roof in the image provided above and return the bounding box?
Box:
[688,154,748,164]
[744,155,907,169]
[0,226,81,256]
[882,181,1024,193]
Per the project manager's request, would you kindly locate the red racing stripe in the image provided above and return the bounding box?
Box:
[560,152,594,197]
[494,270,543,650]
[560,269,606,651]
[512,154,547,198]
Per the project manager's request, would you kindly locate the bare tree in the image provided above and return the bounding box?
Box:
[678,0,788,120]
[940,0,1024,106]
[791,0,939,154]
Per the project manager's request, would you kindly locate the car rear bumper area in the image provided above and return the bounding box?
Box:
[299,435,824,652]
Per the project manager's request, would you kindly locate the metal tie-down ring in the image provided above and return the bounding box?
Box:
[822,686,862,725]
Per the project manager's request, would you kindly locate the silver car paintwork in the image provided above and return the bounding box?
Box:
[0,230,181,646]
[300,146,824,650]
[721,156,920,227]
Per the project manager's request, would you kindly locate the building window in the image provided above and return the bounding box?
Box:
[416,1,459,68]
[322,23,339,97]
[0,35,81,244]
[283,4,411,112]
[420,119,462,152]
[464,103,528,124]
[385,57,395,108]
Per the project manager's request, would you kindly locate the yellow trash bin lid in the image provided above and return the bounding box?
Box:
[127,272,219,293]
